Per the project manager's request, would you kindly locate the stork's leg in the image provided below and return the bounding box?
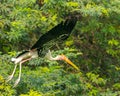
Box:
[6,64,18,82]
[13,62,22,87]
[13,58,32,87]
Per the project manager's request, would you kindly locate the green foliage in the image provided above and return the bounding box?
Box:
[86,72,106,85]
[20,90,42,96]
[15,64,82,95]
[0,0,120,96]
[0,75,16,96]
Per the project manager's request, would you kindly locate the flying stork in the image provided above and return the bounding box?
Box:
[7,18,79,87]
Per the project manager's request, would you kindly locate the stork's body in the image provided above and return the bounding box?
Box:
[7,18,79,87]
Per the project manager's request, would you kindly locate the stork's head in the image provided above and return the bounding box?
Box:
[57,54,79,71]
[45,50,79,71]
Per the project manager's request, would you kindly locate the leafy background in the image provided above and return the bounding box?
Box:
[0,0,120,96]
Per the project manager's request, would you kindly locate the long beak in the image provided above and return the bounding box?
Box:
[61,54,79,71]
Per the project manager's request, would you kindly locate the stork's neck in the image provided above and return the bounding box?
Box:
[45,50,64,61]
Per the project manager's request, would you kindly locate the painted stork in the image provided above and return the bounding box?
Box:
[7,18,79,87]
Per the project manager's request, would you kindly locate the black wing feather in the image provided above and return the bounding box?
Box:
[31,19,77,50]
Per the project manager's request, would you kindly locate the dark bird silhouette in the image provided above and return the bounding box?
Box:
[7,18,79,87]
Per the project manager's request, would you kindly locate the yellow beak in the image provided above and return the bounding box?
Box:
[61,54,79,71]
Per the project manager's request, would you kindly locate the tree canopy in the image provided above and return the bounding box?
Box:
[0,0,120,95]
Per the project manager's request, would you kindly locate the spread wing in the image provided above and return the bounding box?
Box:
[31,19,77,50]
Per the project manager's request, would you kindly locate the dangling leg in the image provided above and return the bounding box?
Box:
[13,62,22,87]
[6,64,18,82]
[13,57,32,87]
[13,58,31,87]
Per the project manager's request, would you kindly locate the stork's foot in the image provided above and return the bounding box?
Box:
[6,75,13,82]
[13,78,20,87]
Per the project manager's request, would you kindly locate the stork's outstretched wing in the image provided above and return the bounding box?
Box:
[31,19,77,50]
